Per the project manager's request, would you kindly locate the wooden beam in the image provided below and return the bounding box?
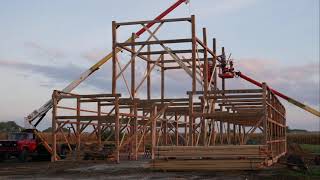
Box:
[191,15,196,93]
[117,38,192,46]
[147,45,151,100]
[112,20,117,95]
[116,17,191,26]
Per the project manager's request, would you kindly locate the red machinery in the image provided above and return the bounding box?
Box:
[218,60,235,79]
[211,57,320,117]
[217,48,235,79]
[0,129,51,162]
[207,48,320,117]
[235,71,320,117]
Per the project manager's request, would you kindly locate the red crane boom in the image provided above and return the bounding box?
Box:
[236,72,320,117]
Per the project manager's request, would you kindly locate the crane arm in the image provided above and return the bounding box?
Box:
[26,0,188,124]
[236,71,320,117]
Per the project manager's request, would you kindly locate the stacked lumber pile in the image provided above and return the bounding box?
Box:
[65,143,115,161]
[151,145,270,171]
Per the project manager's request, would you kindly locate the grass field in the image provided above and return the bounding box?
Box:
[278,166,320,179]
[300,144,320,154]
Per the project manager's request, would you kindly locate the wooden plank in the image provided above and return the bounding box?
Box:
[138,49,205,55]
[117,38,192,46]
[155,145,267,150]
[208,95,263,99]
[220,102,263,106]
[116,17,191,26]
[215,99,263,103]
[153,57,213,63]
[56,115,115,121]
[151,159,265,171]
[188,89,263,95]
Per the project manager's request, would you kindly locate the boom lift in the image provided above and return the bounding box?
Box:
[214,54,320,117]
[217,47,235,79]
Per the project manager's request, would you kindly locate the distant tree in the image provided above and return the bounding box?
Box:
[286,126,308,133]
[0,121,24,132]
[43,127,69,133]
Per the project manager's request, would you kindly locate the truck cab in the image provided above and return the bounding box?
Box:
[0,129,48,162]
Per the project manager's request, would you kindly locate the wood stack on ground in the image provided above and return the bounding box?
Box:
[151,145,271,171]
[64,143,115,161]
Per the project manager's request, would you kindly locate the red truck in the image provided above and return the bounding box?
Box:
[0,129,51,162]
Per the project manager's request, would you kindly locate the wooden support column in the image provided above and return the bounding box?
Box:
[164,114,168,145]
[131,33,136,98]
[184,114,188,146]
[233,123,236,145]
[147,45,151,100]
[203,28,208,96]
[51,91,57,162]
[76,97,81,160]
[242,126,245,145]
[209,120,215,146]
[227,122,231,144]
[97,102,102,146]
[220,47,226,144]
[161,54,165,101]
[115,96,120,163]
[212,38,217,146]
[151,106,157,160]
[284,118,287,153]
[238,125,242,145]
[201,98,206,146]
[225,107,230,144]
[143,130,146,153]
[175,113,179,146]
[131,33,137,160]
[191,15,196,93]
[133,101,138,160]
[213,38,217,89]
[188,93,194,146]
[219,122,223,144]
[262,83,268,145]
[112,21,117,95]
[202,28,208,146]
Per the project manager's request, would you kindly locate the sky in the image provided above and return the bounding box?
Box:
[0,0,319,131]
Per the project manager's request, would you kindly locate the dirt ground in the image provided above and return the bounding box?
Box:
[0,160,318,180]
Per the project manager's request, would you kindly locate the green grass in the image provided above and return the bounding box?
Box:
[300,144,320,154]
[277,166,320,179]
[280,144,320,178]
[310,166,320,176]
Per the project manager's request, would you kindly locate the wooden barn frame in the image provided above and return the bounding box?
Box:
[50,15,286,170]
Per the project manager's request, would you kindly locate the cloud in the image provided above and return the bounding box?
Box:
[2,56,318,107]
[235,58,320,106]
[0,59,110,91]
[0,59,80,81]
[24,41,67,62]
[82,48,109,62]
[191,0,257,16]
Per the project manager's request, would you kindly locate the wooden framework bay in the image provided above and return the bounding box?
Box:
[50,16,287,170]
